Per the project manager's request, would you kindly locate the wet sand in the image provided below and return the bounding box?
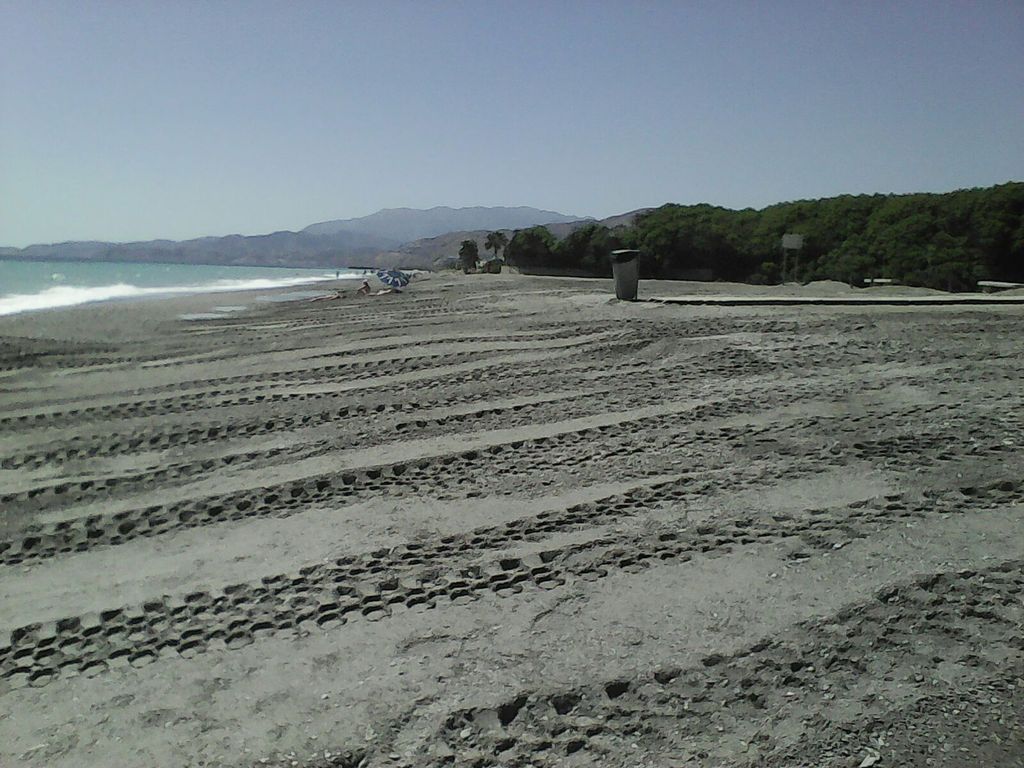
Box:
[1,273,1022,768]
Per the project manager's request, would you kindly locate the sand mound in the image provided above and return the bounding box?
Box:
[866,284,947,296]
[802,279,856,294]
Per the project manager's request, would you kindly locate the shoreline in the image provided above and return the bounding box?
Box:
[0,289,304,342]
[3,271,1023,339]
[0,259,369,321]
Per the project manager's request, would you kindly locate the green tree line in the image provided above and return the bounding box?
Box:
[500,182,1024,290]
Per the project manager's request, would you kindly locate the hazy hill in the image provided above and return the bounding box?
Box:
[393,210,647,267]
[541,210,649,240]
[4,230,393,269]
[392,230,495,268]
[0,206,585,270]
[302,206,582,242]
[599,208,655,229]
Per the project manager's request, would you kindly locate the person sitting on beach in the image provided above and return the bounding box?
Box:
[357,279,371,295]
[309,290,344,302]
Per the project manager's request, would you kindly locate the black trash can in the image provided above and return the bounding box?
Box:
[611,250,640,301]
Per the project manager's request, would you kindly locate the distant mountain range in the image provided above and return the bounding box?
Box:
[0,230,390,269]
[0,206,590,270]
[384,209,652,267]
[302,206,581,242]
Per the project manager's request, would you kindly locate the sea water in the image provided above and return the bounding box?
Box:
[0,259,362,316]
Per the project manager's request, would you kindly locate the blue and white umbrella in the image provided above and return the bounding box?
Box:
[375,269,411,288]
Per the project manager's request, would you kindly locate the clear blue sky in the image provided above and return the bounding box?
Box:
[1,0,1022,247]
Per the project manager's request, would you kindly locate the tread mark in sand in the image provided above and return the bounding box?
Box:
[428,558,1024,767]
[0,479,1018,691]
[0,393,845,564]
[0,334,646,432]
[0,382,979,560]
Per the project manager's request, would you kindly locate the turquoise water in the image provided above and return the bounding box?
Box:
[0,259,361,316]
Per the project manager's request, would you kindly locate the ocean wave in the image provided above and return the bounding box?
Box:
[0,275,341,317]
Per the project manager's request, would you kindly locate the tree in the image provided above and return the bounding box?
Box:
[752,260,780,285]
[470,183,1024,290]
[554,224,615,275]
[505,227,555,270]
[484,231,508,262]
[458,239,479,273]
[924,232,979,291]
[820,239,877,286]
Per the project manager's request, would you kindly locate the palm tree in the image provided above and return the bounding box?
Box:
[484,231,509,262]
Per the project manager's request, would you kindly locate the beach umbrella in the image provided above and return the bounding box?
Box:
[375,269,411,288]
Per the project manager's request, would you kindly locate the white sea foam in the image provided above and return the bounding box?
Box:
[0,275,339,317]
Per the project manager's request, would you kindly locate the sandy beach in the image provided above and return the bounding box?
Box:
[0,273,1022,768]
